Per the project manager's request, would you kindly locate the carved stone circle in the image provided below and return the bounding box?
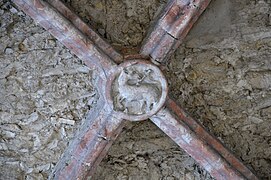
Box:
[107,60,168,121]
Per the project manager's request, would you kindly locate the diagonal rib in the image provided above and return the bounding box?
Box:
[165,98,259,180]
[47,0,123,64]
[49,99,125,179]
[150,98,259,179]
[150,107,245,179]
[12,0,117,78]
[140,0,211,64]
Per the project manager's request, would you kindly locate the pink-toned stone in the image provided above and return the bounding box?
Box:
[12,0,259,179]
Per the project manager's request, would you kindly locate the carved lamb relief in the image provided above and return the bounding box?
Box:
[112,62,163,115]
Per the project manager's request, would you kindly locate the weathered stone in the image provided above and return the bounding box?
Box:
[1,0,271,179]
[112,62,164,116]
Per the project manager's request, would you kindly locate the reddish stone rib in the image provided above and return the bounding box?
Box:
[12,0,117,78]
[140,0,211,64]
[12,1,259,179]
[48,73,126,179]
[50,101,125,179]
[150,107,245,179]
[47,0,123,64]
[165,98,259,180]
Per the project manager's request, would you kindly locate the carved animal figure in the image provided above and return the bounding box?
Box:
[116,66,161,114]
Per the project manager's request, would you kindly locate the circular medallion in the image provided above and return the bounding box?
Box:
[106,60,168,121]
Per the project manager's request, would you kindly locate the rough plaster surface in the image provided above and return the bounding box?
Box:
[0,0,271,179]
[0,1,96,179]
[166,0,271,178]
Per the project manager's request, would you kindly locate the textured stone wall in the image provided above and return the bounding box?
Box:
[0,0,270,179]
